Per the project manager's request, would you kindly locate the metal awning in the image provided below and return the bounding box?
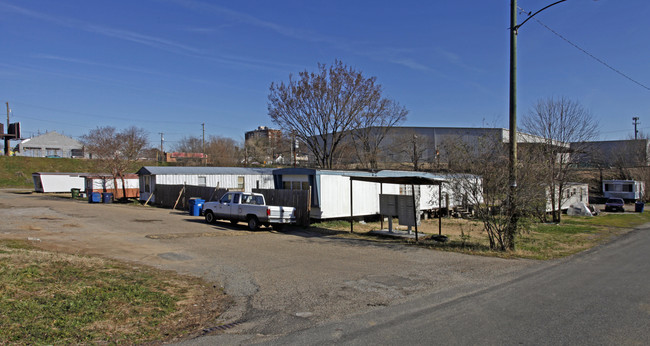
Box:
[345,175,447,241]
[347,176,445,185]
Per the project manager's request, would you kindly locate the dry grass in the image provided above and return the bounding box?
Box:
[311,211,650,260]
[0,239,231,345]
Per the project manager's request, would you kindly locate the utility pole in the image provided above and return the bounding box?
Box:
[507,0,568,250]
[507,0,518,250]
[158,132,164,164]
[5,102,10,156]
[633,117,640,140]
[201,123,206,166]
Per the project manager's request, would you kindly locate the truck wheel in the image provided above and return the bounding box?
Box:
[247,216,259,231]
[205,210,216,224]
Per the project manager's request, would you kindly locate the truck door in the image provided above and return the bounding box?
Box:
[215,192,234,218]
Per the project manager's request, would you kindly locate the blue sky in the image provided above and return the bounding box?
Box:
[1,0,649,150]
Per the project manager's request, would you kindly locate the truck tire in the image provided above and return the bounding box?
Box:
[247,216,259,231]
[205,210,216,224]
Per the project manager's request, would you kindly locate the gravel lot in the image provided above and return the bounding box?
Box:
[0,190,538,344]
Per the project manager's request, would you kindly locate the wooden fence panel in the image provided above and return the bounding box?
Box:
[253,188,311,226]
[153,184,227,210]
[152,185,310,225]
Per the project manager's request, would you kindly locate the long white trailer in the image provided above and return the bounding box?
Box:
[32,172,85,193]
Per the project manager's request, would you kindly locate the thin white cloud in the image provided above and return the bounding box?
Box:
[164,0,335,44]
[0,2,201,56]
[32,54,166,76]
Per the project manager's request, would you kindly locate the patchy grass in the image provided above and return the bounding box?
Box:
[309,211,650,260]
[0,156,155,188]
[0,239,230,345]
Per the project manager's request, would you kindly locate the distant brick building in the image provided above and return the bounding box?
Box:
[245,126,281,142]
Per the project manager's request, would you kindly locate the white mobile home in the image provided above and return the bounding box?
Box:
[603,180,645,200]
[546,182,590,212]
[272,168,481,220]
[32,172,86,193]
[136,166,275,203]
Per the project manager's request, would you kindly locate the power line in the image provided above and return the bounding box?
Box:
[518,7,650,92]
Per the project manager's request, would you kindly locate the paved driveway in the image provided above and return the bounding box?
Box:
[0,190,536,343]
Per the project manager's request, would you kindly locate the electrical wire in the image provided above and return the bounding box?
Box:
[518,6,650,92]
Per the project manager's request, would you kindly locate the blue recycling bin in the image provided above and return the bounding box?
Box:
[189,198,205,216]
[635,201,644,213]
[102,192,113,204]
[88,192,101,203]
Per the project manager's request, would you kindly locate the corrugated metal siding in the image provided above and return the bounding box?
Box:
[137,166,274,176]
[154,174,273,191]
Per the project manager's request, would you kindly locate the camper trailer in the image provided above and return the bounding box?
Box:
[602,180,645,201]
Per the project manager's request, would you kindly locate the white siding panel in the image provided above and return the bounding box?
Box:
[88,178,139,190]
[154,174,273,191]
[35,174,85,193]
[319,175,382,218]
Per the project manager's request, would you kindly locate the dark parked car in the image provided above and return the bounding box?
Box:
[605,198,625,212]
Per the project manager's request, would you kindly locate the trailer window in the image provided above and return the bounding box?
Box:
[198,176,206,186]
[623,184,633,192]
[237,176,245,189]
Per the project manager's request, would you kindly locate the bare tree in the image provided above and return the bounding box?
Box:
[81,126,148,199]
[268,60,406,169]
[174,136,203,153]
[389,130,431,171]
[522,97,598,222]
[206,136,241,166]
[443,134,546,250]
[172,136,205,166]
[350,101,407,170]
[244,133,292,166]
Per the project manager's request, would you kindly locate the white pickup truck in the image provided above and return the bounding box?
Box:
[202,191,296,230]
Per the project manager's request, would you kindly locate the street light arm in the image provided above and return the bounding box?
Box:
[515,0,568,30]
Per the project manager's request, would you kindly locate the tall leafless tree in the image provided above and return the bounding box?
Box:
[522,97,599,222]
[81,126,148,199]
[443,134,547,250]
[268,60,406,169]
[350,102,407,170]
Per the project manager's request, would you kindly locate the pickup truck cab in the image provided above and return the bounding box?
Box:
[202,191,296,230]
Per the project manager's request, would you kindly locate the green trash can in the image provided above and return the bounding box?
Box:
[71,188,80,199]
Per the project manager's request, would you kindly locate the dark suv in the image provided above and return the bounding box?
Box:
[605,198,625,212]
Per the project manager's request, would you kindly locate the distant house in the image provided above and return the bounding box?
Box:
[15,131,85,158]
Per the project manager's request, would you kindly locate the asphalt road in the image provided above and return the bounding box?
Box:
[266,226,650,345]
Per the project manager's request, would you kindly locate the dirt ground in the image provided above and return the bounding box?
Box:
[0,190,537,344]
